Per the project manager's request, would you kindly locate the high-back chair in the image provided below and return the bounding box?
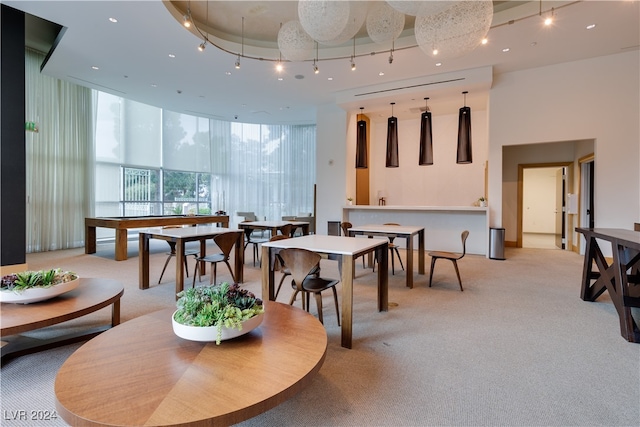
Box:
[158,226,199,284]
[192,232,238,286]
[279,248,340,326]
[428,230,469,291]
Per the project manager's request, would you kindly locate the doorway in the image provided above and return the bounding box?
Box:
[517,162,573,249]
[578,154,595,254]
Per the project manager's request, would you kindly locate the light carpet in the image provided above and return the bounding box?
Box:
[1,241,638,427]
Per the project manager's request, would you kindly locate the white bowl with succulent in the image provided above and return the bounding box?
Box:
[172,282,264,345]
[0,268,79,304]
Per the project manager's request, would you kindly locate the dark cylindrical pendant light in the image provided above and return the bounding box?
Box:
[356,107,367,169]
[419,97,433,166]
[457,91,472,164]
[386,102,399,168]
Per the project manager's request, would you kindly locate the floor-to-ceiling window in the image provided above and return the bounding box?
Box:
[94,92,316,240]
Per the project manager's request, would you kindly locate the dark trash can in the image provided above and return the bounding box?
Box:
[328,221,341,236]
[489,227,505,260]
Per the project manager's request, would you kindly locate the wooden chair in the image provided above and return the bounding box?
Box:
[158,226,199,284]
[241,220,268,267]
[371,223,405,275]
[271,235,321,302]
[279,248,340,326]
[340,222,366,269]
[192,232,238,286]
[428,230,469,291]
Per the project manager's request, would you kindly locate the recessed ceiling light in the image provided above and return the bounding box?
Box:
[151,84,157,87]
[378,71,384,76]
[108,17,118,23]
[502,48,510,53]
[277,77,283,81]
[225,71,231,76]
[91,66,99,70]
[327,77,333,81]
[168,54,176,58]
[481,38,488,45]
[586,24,596,30]
[435,62,442,67]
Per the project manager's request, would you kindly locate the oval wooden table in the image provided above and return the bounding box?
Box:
[55,301,327,426]
[1,278,124,364]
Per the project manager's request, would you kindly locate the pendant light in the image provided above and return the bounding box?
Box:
[457,91,472,164]
[356,107,367,169]
[386,102,399,168]
[419,97,433,165]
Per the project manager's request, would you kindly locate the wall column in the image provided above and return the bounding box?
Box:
[1,5,27,274]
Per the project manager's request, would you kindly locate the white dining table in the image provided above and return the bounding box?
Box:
[261,234,389,349]
[138,226,244,297]
[347,224,425,288]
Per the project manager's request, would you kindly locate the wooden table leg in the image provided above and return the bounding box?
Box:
[418,229,425,275]
[406,235,414,288]
[377,243,389,312]
[85,224,96,254]
[175,240,185,298]
[114,228,128,261]
[111,299,121,327]
[261,246,275,301]
[235,233,244,283]
[341,254,354,349]
[138,234,150,290]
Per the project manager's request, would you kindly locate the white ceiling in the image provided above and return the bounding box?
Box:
[4,0,639,123]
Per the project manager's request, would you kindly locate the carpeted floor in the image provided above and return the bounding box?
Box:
[1,241,639,426]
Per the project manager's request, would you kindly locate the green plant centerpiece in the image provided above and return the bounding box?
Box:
[173,282,264,345]
[1,268,77,292]
[0,268,79,304]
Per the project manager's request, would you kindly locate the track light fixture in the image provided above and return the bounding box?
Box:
[540,0,555,26]
[351,37,356,71]
[198,41,206,52]
[313,60,319,74]
[183,12,192,28]
[235,17,243,70]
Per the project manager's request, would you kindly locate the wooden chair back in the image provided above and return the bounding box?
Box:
[340,222,352,236]
[278,248,322,292]
[213,232,239,259]
[459,230,470,258]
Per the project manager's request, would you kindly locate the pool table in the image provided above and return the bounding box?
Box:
[85,215,229,260]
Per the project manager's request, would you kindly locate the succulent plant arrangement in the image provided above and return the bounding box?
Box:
[173,282,264,345]
[1,268,78,293]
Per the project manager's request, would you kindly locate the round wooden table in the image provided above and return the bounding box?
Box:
[1,278,123,363]
[55,301,327,426]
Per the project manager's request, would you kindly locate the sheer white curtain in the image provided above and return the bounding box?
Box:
[25,49,94,252]
[210,121,316,220]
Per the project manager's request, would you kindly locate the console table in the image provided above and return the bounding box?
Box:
[1,278,124,363]
[55,301,327,426]
[85,215,229,260]
[576,227,640,342]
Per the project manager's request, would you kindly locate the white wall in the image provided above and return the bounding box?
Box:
[343,109,488,207]
[489,51,640,252]
[316,103,348,235]
[317,50,639,252]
